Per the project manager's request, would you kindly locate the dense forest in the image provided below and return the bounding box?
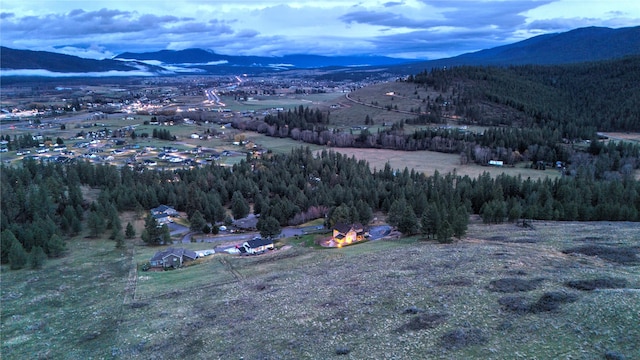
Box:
[2,147,640,270]
[409,55,640,132]
[233,57,640,180]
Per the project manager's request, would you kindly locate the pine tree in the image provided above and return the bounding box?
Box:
[397,206,419,235]
[257,216,281,238]
[329,204,352,228]
[87,210,106,237]
[115,231,125,249]
[1,229,18,264]
[189,210,207,232]
[436,220,454,244]
[387,198,408,227]
[420,204,439,239]
[231,191,250,220]
[160,224,172,245]
[142,214,163,245]
[29,246,47,269]
[9,241,28,270]
[47,234,67,257]
[125,222,136,239]
[451,206,469,239]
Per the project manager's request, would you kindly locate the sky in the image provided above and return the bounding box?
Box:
[1,0,638,60]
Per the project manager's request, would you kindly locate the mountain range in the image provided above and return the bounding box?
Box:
[1,26,639,77]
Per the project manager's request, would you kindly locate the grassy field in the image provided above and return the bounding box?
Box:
[317,147,561,181]
[219,93,344,112]
[330,81,453,126]
[2,220,638,359]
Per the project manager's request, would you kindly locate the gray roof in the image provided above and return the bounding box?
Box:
[333,223,364,234]
[245,237,273,248]
[150,247,197,262]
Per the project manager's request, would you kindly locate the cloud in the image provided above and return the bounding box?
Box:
[383,1,404,7]
[1,7,238,58]
[1,0,639,60]
[51,45,116,60]
[0,69,156,77]
[341,1,554,30]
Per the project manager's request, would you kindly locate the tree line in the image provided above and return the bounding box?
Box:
[3,147,640,270]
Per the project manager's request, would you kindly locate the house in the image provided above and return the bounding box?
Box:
[150,205,179,224]
[332,223,366,247]
[152,213,173,225]
[151,205,179,217]
[237,237,274,255]
[149,247,198,268]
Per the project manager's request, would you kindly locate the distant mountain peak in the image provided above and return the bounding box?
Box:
[2,26,639,77]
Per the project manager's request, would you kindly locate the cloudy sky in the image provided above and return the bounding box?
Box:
[1,0,638,60]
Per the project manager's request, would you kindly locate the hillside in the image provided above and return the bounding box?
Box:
[397,26,640,72]
[0,46,162,75]
[408,55,640,132]
[2,220,638,359]
[115,48,413,69]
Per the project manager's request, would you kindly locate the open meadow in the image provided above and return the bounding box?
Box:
[315,147,561,181]
[2,219,638,359]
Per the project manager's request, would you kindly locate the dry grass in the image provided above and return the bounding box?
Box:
[319,147,561,180]
[2,221,639,359]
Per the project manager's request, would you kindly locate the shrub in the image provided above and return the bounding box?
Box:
[487,278,543,293]
[562,245,638,265]
[565,277,628,291]
[398,313,448,332]
[440,328,486,349]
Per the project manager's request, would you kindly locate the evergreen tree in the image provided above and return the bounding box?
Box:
[160,224,172,245]
[329,204,352,227]
[257,216,281,238]
[9,241,28,270]
[355,199,373,224]
[87,210,106,237]
[141,214,163,245]
[436,220,454,243]
[47,234,67,257]
[231,191,250,220]
[420,205,439,239]
[125,222,136,239]
[397,206,419,235]
[451,206,469,238]
[387,198,408,228]
[189,210,207,232]
[1,229,18,264]
[115,231,125,249]
[29,246,47,269]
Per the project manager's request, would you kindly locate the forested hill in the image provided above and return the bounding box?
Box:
[3,148,640,270]
[409,55,640,132]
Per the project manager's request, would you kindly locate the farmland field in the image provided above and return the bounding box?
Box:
[2,220,638,359]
